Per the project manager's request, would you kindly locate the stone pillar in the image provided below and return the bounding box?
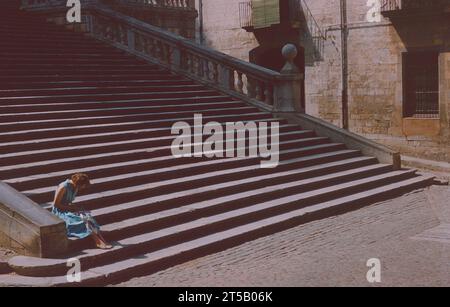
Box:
[273,44,304,113]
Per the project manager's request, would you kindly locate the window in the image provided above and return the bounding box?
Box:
[403,51,439,118]
[251,0,280,29]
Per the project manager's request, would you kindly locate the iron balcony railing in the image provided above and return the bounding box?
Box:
[290,0,325,61]
[239,1,253,28]
[381,0,449,12]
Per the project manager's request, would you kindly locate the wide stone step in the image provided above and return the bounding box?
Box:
[0,117,294,153]
[0,84,207,98]
[22,135,328,202]
[92,160,384,227]
[44,160,393,250]
[0,27,86,34]
[1,41,118,50]
[0,79,196,90]
[0,32,90,40]
[0,137,319,188]
[8,135,349,193]
[25,139,342,206]
[0,74,184,83]
[0,89,223,106]
[0,99,248,123]
[0,113,284,143]
[0,35,106,43]
[0,107,268,161]
[3,174,433,282]
[88,154,372,223]
[0,46,125,54]
[0,58,146,65]
[0,53,133,61]
[0,63,161,72]
[0,105,258,135]
[0,69,172,77]
[0,94,229,110]
[0,105,266,133]
[0,115,283,178]
[99,164,397,240]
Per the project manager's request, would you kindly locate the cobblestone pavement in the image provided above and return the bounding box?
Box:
[115,183,450,287]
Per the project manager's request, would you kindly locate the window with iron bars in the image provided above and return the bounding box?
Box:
[403,51,440,118]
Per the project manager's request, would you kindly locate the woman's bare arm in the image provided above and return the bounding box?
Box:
[53,186,82,213]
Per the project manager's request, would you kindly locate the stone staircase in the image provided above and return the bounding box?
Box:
[0,2,434,286]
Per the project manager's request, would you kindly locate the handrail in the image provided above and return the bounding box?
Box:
[92,4,282,80]
[292,0,326,60]
[297,0,326,41]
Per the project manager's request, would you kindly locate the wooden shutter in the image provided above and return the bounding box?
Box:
[252,0,280,29]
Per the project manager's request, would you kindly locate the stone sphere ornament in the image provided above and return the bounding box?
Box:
[281,44,299,74]
[282,44,298,62]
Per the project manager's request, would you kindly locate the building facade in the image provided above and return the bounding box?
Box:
[196,0,450,162]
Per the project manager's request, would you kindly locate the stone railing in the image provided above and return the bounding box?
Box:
[22,1,304,112]
[89,5,303,112]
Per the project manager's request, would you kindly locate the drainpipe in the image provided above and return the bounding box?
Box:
[340,0,349,130]
[198,0,204,44]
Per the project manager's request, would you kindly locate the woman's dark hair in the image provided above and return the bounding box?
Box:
[71,173,91,187]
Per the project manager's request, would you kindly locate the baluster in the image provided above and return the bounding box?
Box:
[179,50,186,70]
[204,60,211,80]
[212,62,219,83]
[264,83,273,105]
[227,68,235,90]
[247,77,256,99]
[148,38,156,57]
[256,81,263,101]
[189,53,195,74]
[157,41,163,60]
[197,56,204,77]
[142,36,149,54]
[165,44,172,65]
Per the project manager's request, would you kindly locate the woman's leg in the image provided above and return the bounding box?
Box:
[91,231,112,249]
[86,220,112,249]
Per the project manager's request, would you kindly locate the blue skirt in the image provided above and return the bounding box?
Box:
[52,207,101,239]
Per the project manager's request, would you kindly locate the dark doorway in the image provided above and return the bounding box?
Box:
[403,51,439,118]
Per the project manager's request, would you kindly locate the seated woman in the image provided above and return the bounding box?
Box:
[52,173,112,250]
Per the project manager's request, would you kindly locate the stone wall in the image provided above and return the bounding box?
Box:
[197,0,450,162]
[195,0,258,60]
